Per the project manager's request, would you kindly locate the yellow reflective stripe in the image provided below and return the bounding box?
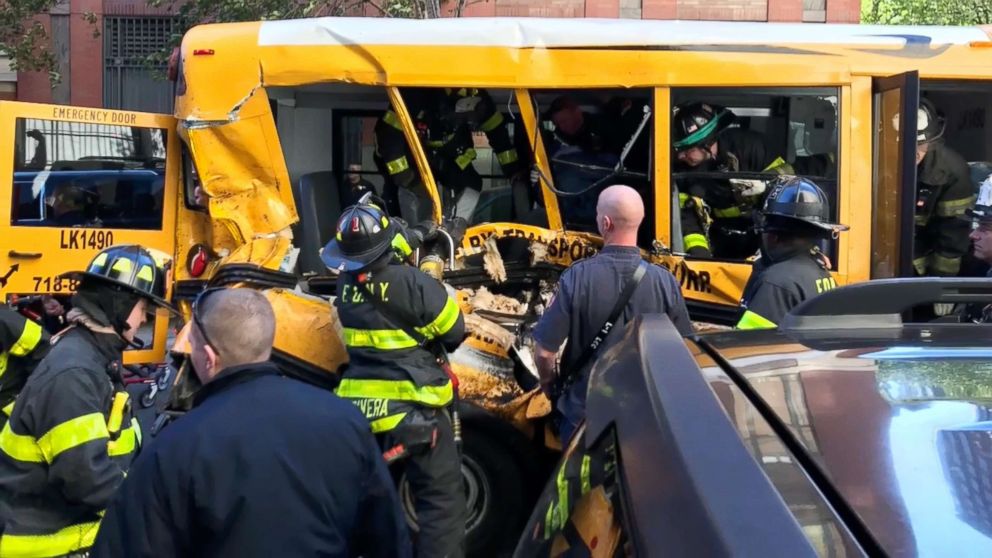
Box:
[0,422,43,463]
[39,413,109,462]
[480,111,504,132]
[455,148,477,170]
[930,253,962,276]
[343,328,419,350]
[495,148,518,166]
[107,392,129,434]
[110,258,133,275]
[415,298,460,339]
[580,454,591,495]
[763,157,791,173]
[0,353,7,381]
[108,420,139,457]
[936,195,977,217]
[9,320,42,357]
[370,413,407,434]
[136,265,154,283]
[555,461,569,528]
[714,206,743,218]
[913,256,928,275]
[915,214,929,226]
[1,401,13,417]
[90,252,108,269]
[385,156,410,176]
[736,310,777,330]
[337,378,453,407]
[382,110,403,131]
[392,232,413,258]
[683,233,709,252]
[544,499,555,540]
[0,520,101,557]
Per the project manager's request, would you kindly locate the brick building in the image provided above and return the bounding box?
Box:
[16,0,861,112]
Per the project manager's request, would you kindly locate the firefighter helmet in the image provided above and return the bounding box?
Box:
[672,103,736,151]
[758,176,849,236]
[321,202,396,272]
[965,174,992,226]
[916,98,945,145]
[61,245,177,313]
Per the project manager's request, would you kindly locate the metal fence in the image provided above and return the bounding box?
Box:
[103,16,179,113]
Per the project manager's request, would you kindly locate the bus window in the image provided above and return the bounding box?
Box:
[533,89,655,248]
[268,84,429,276]
[671,88,840,263]
[385,87,539,229]
[12,118,167,230]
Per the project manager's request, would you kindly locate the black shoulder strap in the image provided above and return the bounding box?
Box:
[564,261,647,381]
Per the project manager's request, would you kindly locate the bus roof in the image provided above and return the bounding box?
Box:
[256,17,991,48]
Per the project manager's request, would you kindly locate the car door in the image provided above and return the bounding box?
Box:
[0,101,180,364]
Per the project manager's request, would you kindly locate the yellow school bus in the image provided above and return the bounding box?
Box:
[3,18,992,551]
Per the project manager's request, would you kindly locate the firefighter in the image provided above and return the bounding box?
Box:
[321,202,467,558]
[673,102,794,259]
[737,177,849,329]
[0,244,175,557]
[912,98,975,281]
[374,87,522,224]
[958,176,992,323]
[0,309,49,428]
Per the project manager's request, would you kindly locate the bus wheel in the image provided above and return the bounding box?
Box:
[400,427,528,556]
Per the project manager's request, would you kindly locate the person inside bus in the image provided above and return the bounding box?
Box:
[374,87,524,226]
[544,95,652,232]
[44,181,98,227]
[672,102,794,259]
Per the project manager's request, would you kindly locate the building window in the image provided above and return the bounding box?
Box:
[803,0,827,22]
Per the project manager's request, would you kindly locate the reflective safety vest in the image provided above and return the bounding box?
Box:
[0,309,49,424]
[334,262,466,434]
[0,328,138,558]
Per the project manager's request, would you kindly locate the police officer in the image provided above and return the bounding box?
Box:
[737,177,849,329]
[0,245,175,557]
[912,98,975,280]
[0,308,49,427]
[533,185,692,444]
[374,87,522,224]
[321,202,467,558]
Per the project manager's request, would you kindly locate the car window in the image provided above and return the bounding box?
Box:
[12,118,166,230]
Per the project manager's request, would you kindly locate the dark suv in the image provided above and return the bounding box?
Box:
[515,278,992,557]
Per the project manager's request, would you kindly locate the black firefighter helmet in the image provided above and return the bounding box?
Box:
[321,201,397,273]
[672,102,737,152]
[61,244,177,314]
[758,176,849,237]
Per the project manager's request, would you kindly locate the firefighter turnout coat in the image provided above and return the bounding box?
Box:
[334,261,465,433]
[0,310,49,425]
[0,327,138,557]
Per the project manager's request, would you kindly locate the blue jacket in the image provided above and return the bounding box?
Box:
[92,362,411,558]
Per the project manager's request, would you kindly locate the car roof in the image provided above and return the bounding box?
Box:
[695,280,992,556]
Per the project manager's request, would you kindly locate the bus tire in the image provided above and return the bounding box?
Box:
[399,406,548,557]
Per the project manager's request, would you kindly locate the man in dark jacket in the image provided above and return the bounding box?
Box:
[736,177,849,329]
[0,244,173,557]
[533,185,693,444]
[0,308,49,426]
[322,201,467,558]
[92,288,409,558]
